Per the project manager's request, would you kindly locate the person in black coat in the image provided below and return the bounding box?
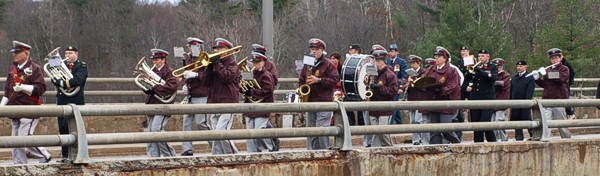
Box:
[596,81,600,109]
[51,46,88,162]
[463,49,498,143]
[510,60,536,141]
[561,57,576,118]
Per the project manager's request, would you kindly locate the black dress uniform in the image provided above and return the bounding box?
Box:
[510,61,535,140]
[462,49,498,142]
[52,46,88,160]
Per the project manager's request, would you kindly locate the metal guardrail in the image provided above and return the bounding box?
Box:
[0,78,597,97]
[0,99,599,165]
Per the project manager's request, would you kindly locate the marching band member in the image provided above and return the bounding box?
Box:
[243,52,277,152]
[299,38,339,150]
[532,48,571,138]
[3,41,51,164]
[251,44,280,151]
[52,46,88,162]
[144,49,178,157]
[206,38,240,154]
[424,58,436,69]
[252,44,279,86]
[420,47,461,144]
[491,58,510,141]
[180,37,211,156]
[403,55,429,145]
[510,60,535,141]
[343,45,364,127]
[367,50,399,147]
[387,44,407,125]
[463,49,498,143]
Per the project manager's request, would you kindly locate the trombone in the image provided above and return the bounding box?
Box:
[172,45,242,77]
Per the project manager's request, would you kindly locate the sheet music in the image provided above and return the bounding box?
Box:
[303,55,316,66]
[366,64,378,76]
[190,45,201,57]
[173,47,184,58]
[48,56,63,67]
[241,72,254,80]
[463,56,475,66]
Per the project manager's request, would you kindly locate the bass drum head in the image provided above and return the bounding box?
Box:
[341,54,374,101]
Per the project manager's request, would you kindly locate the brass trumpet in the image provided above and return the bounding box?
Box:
[467,60,482,74]
[172,45,242,77]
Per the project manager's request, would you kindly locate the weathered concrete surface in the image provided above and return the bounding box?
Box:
[1,138,599,175]
[1,127,598,160]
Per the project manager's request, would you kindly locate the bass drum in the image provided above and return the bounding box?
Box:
[341,54,374,101]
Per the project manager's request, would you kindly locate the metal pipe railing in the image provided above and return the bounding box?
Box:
[0,77,598,84]
[0,99,598,164]
[351,121,540,135]
[86,127,341,145]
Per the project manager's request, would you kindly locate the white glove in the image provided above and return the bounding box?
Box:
[182,84,189,93]
[14,84,34,95]
[531,71,540,80]
[538,67,547,76]
[1,96,8,106]
[183,71,199,79]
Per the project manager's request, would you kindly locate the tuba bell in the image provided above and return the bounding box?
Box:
[238,57,263,103]
[43,47,81,97]
[133,56,176,103]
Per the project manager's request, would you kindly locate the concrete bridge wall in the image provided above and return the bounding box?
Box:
[2,138,598,175]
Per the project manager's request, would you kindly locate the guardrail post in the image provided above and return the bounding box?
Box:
[333,101,353,151]
[531,99,550,141]
[67,104,90,164]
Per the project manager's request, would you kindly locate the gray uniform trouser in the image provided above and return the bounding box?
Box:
[427,112,461,144]
[544,107,571,138]
[245,117,275,152]
[12,118,51,164]
[370,115,393,147]
[362,111,373,147]
[147,115,176,157]
[491,110,508,141]
[410,110,430,144]
[210,113,239,154]
[182,97,211,152]
[306,111,332,150]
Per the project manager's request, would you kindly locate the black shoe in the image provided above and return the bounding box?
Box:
[181,150,194,156]
[413,142,421,145]
[270,138,280,152]
[42,156,51,163]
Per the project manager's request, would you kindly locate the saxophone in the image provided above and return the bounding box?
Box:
[297,67,312,102]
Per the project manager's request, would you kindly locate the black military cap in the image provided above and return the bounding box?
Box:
[252,44,267,55]
[251,52,266,62]
[516,60,527,65]
[349,44,361,50]
[372,50,388,60]
[478,48,490,54]
[460,46,469,50]
[65,45,78,52]
[547,48,562,57]
[388,44,399,51]
[408,55,422,63]
[491,58,505,66]
[151,49,169,59]
[10,41,32,53]
[309,38,326,50]
[213,38,233,49]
